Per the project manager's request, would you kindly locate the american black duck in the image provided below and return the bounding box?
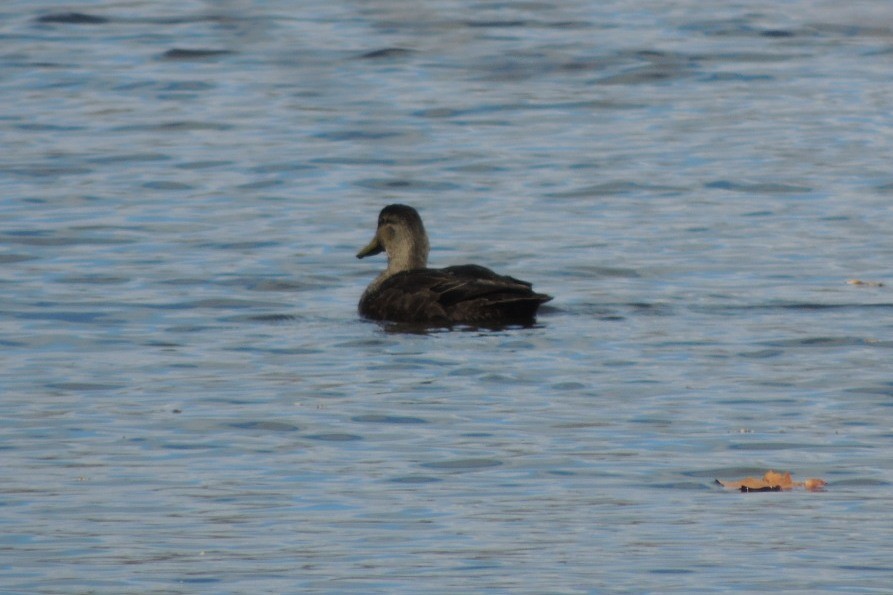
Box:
[357,204,552,325]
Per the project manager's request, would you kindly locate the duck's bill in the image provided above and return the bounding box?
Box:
[356,236,383,259]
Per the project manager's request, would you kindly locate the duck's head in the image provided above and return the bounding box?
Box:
[357,204,430,272]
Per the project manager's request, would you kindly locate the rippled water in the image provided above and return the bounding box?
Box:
[3,0,893,592]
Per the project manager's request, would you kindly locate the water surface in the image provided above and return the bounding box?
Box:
[2,0,893,592]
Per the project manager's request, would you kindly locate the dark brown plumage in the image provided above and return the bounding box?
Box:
[357,204,552,325]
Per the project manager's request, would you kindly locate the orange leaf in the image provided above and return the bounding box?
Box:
[716,476,770,490]
[716,470,826,492]
[803,478,827,491]
[763,470,794,489]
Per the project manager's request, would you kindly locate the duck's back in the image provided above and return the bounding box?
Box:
[359,264,551,325]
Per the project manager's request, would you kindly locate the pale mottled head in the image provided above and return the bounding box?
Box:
[357,204,429,272]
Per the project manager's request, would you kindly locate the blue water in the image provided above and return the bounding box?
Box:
[3,1,893,592]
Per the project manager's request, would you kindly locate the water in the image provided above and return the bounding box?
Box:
[2,0,893,592]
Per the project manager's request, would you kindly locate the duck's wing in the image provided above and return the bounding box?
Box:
[436,265,551,324]
[441,264,533,288]
[435,265,539,304]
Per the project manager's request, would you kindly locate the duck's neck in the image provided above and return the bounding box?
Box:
[386,232,428,275]
[366,233,429,297]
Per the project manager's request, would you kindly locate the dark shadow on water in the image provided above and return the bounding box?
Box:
[225,313,300,324]
[357,47,415,60]
[160,48,235,61]
[389,475,442,484]
[372,318,550,335]
[35,12,109,24]
[229,421,299,432]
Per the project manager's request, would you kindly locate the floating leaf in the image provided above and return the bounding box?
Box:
[803,478,828,491]
[716,470,826,492]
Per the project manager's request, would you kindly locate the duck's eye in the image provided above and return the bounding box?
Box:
[381,225,396,241]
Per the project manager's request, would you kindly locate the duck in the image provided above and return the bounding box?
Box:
[356,204,552,325]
